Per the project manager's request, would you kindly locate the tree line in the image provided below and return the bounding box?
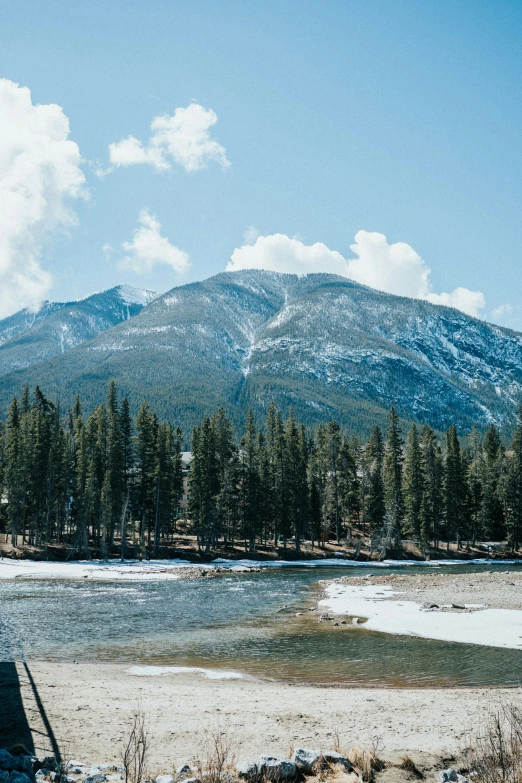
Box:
[1,382,522,556]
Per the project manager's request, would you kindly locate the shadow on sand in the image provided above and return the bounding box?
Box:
[0,615,60,760]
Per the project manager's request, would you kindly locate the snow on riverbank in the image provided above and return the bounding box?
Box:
[320,582,522,650]
[125,664,245,680]
[0,556,521,580]
[0,558,197,580]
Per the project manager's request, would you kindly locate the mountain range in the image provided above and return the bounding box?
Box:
[0,285,156,377]
[0,270,521,438]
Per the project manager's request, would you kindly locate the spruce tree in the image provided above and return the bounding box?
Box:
[419,425,442,547]
[383,407,403,529]
[364,426,385,534]
[444,424,466,549]
[402,423,423,538]
[505,408,522,551]
[5,397,24,545]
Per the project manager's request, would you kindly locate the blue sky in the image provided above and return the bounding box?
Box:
[2,0,522,326]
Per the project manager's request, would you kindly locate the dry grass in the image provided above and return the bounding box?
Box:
[398,756,423,778]
[464,700,522,783]
[348,739,385,782]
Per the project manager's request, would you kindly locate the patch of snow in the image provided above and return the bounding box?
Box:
[125,665,244,680]
[320,583,522,650]
[116,285,157,307]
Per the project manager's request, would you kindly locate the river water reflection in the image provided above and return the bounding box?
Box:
[1,563,522,687]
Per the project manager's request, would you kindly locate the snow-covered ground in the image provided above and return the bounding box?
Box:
[0,558,197,580]
[0,556,520,580]
[125,664,245,680]
[320,582,522,650]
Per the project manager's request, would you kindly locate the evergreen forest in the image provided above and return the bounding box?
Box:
[1,382,522,557]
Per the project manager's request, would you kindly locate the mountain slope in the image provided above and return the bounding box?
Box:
[0,270,521,436]
[0,285,157,376]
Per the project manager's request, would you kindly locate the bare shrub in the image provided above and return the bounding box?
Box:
[464,701,522,783]
[193,726,237,783]
[122,704,150,783]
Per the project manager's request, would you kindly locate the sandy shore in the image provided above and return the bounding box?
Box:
[2,660,516,768]
[337,569,522,610]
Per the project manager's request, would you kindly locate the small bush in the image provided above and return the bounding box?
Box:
[122,703,150,783]
[193,727,237,783]
[464,701,522,783]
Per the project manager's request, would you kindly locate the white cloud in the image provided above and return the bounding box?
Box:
[0,78,85,317]
[489,303,522,331]
[227,229,485,318]
[229,233,347,278]
[426,288,485,317]
[107,103,230,174]
[118,209,189,275]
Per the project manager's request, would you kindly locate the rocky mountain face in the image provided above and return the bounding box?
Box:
[0,270,521,436]
[0,285,157,377]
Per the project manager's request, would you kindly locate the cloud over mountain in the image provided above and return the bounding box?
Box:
[228,230,485,318]
[117,209,189,275]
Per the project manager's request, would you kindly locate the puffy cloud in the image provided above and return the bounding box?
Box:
[227,229,485,318]
[228,233,347,277]
[0,78,85,317]
[489,303,522,331]
[119,209,189,275]
[108,103,230,173]
[426,288,486,318]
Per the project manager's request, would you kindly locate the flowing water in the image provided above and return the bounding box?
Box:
[1,563,522,687]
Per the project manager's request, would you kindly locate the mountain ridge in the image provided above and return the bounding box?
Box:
[0,269,520,437]
[0,285,157,376]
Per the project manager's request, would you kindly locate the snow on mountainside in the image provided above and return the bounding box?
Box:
[0,285,157,376]
[0,270,521,436]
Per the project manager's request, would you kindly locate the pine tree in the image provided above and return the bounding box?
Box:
[444,424,466,549]
[364,426,385,534]
[135,402,158,552]
[402,423,423,538]
[419,425,443,547]
[383,407,403,529]
[5,397,24,545]
[505,408,522,551]
[239,409,260,551]
[319,421,342,542]
[338,436,359,539]
[265,403,287,547]
[106,381,124,549]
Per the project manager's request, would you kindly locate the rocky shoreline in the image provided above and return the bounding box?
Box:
[0,746,470,783]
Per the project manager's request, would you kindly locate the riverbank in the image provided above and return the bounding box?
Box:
[2,531,519,566]
[2,661,512,768]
